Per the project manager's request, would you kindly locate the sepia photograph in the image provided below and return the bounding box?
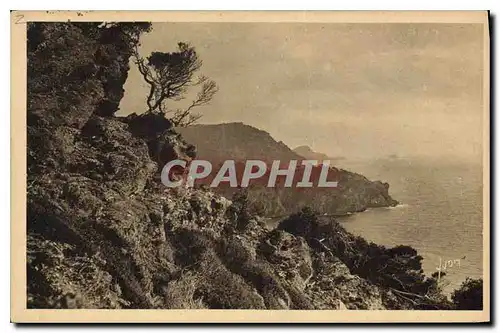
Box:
[11,10,490,323]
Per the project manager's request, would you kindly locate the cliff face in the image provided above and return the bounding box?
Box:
[177,123,398,216]
[26,22,451,311]
[27,116,387,309]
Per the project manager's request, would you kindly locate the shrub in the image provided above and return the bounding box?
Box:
[279,207,453,309]
[452,278,483,310]
[163,271,206,309]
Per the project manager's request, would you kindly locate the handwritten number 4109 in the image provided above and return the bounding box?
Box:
[435,256,465,281]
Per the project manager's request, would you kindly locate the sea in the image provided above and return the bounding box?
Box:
[335,157,484,294]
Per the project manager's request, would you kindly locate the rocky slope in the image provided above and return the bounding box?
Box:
[27,115,389,309]
[26,22,456,311]
[178,123,398,216]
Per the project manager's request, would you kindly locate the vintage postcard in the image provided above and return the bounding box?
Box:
[11,11,490,323]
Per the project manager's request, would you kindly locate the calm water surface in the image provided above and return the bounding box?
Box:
[336,158,483,293]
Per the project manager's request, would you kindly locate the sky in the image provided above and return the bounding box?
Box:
[119,23,485,161]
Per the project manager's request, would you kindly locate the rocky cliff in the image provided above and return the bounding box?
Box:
[26,22,456,311]
[178,123,398,216]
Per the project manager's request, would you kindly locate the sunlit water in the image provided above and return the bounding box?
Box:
[336,157,483,294]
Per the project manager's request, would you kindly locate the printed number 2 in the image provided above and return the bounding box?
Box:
[15,14,25,24]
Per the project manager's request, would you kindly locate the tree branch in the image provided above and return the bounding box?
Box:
[133,42,218,122]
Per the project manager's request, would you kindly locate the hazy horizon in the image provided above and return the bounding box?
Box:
[119,23,485,162]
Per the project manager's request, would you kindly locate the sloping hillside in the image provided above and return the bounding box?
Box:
[177,123,398,216]
[27,22,394,310]
[177,122,301,162]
